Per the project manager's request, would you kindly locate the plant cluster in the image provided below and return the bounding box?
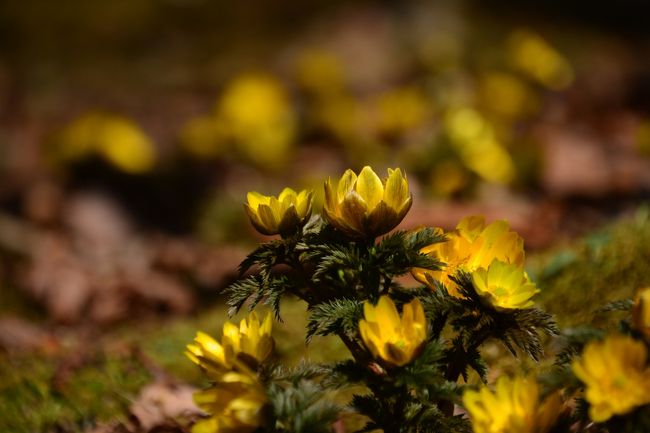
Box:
[185,166,650,433]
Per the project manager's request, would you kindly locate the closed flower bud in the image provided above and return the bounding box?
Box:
[244,188,313,236]
[632,287,650,340]
[359,296,427,367]
[323,166,412,239]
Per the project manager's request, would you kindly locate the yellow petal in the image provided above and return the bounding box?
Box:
[355,166,384,210]
[337,169,358,203]
[384,168,409,211]
[247,191,270,210]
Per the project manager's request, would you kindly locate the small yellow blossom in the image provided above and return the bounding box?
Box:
[323,166,412,238]
[412,216,525,297]
[216,73,296,170]
[463,375,562,433]
[244,188,313,236]
[186,312,274,377]
[508,29,574,90]
[471,260,539,310]
[633,287,650,340]
[375,86,430,135]
[192,372,268,433]
[359,296,427,367]
[572,334,650,422]
[51,112,156,174]
[444,107,516,184]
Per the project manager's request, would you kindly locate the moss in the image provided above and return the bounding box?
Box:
[0,351,151,433]
[528,207,650,328]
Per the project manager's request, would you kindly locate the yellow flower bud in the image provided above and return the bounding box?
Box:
[244,188,313,236]
[186,312,274,378]
[359,296,427,367]
[323,166,412,238]
[572,334,650,423]
[632,287,650,340]
[471,260,539,310]
[463,375,562,433]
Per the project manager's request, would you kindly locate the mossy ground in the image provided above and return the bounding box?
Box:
[2,207,650,432]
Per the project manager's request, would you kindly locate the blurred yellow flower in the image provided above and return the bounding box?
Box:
[323,166,412,238]
[359,296,427,367]
[463,375,562,433]
[186,312,274,377]
[375,86,430,135]
[244,188,313,236]
[479,72,537,119]
[471,260,539,310]
[412,216,525,297]
[633,287,650,340]
[52,112,156,174]
[444,107,516,184]
[179,114,227,159]
[192,372,268,433]
[217,73,296,169]
[572,334,650,423]
[295,49,346,97]
[508,29,574,91]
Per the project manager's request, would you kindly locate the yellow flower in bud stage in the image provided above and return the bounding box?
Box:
[632,287,650,340]
[463,375,562,433]
[324,166,412,239]
[359,296,427,367]
[412,216,525,297]
[244,188,313,236]
[192,372,268,433]
[186,312,274,378]
[572,334,650,423]
[471,260,539,310]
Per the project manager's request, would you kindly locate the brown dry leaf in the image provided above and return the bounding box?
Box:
[129,381,201,432]
[0,316,53,352]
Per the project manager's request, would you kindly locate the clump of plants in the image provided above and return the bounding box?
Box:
[185,166,650,433]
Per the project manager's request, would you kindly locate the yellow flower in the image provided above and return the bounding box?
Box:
[572,334,650,422]
[359,296,427,367]
[632,287,650,340]
[471,260,539,310]
[51,112,156,174]
[463,375,562,433]
[216,73,296,170]
[244,188,313,236]
[412,216,525,297]
[507,29,574,91]
[323,166,412,238]
[186,312,274,377]
[192,372,268,433]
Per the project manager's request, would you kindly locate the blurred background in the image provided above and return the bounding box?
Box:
[2,1,650,431]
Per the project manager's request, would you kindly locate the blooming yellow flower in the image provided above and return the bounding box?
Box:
[192,372,268,433]
[244,188,313,236]
[632,287,650,340]
[359,296,427,367]
[412,216,525,297]
[471,260,539,310]
[323,166,412,239]
[186,312,274,377]
[463,375,562,433]
[572,334,650,423]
